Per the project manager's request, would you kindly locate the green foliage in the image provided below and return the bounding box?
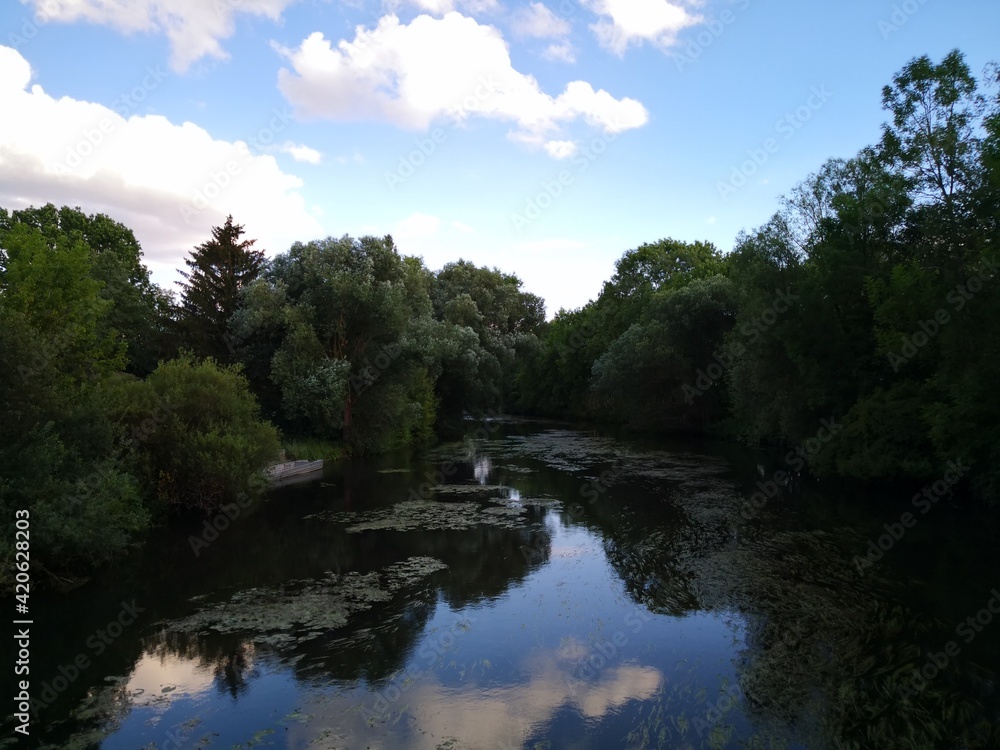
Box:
[234,234,441,451]
[591,275,737,431]
[0,203,175,376]
[112,355,281,512]
[521,49,1000,502]
[0,222,149,583]
[178,215,265,363]
[282,438,348,462]
[270,322,351,436]
[431,259,545,422]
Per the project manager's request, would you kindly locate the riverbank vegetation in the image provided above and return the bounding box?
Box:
[521,50,1000,504]
[1,49,997,587]
[0,207,544,587]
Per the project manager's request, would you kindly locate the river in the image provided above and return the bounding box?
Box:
[12,418,1000,749]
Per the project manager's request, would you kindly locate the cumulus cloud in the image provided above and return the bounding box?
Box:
[512,2,570,38]
[544,139,577,159]
[279,141,322,164]
[274,12,647,153]
[586,0,701,55]
[0,45,323,279]
[23,0,294,72]
[543,40,576,63]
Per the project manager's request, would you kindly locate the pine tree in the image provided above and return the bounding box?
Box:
[177,216,265,362]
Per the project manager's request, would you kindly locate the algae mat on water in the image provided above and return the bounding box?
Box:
[161,556,449,649]
[308,487,559,533]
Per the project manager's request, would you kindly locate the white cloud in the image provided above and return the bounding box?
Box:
[276,641,661,750]
[275,13,647,153]
[544,139,577,159]
[542,40,576,63]
[451,220,474,233]
[279,141,322,164]
[0,45,323,279]
[24,0,295,72]
[386,0,500,15]
[586,0,701,55]
[512,2,570,38]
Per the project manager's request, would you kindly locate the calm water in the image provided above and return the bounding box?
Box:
[11,419,1000,749]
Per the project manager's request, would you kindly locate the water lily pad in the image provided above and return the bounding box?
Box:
[162,557,448,647]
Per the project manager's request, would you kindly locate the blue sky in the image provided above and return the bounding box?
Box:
[1,0,997,315]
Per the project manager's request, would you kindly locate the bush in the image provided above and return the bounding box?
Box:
[114,355,282,512]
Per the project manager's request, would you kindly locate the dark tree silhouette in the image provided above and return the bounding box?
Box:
[177,215,265,362]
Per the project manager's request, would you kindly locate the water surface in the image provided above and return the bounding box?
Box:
[14,419,1000,749]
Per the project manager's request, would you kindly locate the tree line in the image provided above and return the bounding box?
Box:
[519,50,1000,504]
[1,49,996,588]
[0,206,544,586]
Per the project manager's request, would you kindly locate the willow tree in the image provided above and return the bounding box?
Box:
[233,235,439,450]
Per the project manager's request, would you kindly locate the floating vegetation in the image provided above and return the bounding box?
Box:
[501,465,536,474]
[430,484,511,500]
[162,557,448,649]
[36,680,133,750]
[309,483,546,532]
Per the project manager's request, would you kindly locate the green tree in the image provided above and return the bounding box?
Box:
[112,355,281,512]
[0,203,174,375]
[592,275,737,431]
[234,235,437,450]
[431,260,545,422]
[0,221,147,584]
[178,215,265,362]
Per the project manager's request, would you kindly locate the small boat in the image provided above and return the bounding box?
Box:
[265,459,324,483]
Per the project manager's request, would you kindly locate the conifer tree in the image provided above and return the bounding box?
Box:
[177,215,265,362]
